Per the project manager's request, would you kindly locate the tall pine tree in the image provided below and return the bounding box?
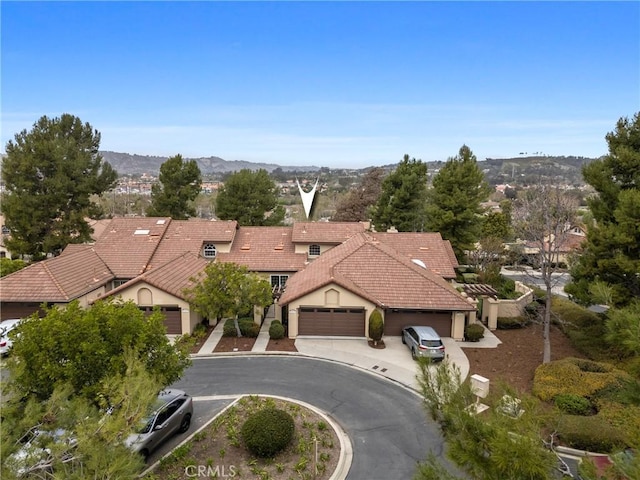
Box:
[371,155,428,232]
[424,145,491,260]
[1,114,118,259]
[566,113,640,307]
[146,154,202,219]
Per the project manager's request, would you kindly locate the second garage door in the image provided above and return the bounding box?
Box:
[384,310,452,337]
[298,307,365,336]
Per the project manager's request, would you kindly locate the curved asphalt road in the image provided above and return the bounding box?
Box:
[170,355,451,480]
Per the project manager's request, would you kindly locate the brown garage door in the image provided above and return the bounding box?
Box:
[298,308,365,336]
[384,310,452,337]
[141,306,182,334]
[0,302,45,320]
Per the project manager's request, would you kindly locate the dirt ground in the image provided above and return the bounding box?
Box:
[462,322,586,394]
[213,336,257,352]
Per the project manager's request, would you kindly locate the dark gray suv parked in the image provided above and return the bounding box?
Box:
[125,389,193,459]
[401,326,445,361]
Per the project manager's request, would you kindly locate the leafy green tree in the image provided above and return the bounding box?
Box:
[185,262,272,336]
[424,145,492,260]
[146,154,202,219]
[415,358,557,480]
[1,114,118,259]
[215,169,285,225]
[0,257,27,277]
[371,155,428,232]
[566,113,640,307]
[1,354,160,479]
[5,299,191,404]
[512,184,578,363]
[332,167,384,222]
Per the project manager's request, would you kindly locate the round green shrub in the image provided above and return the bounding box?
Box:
[222,320,238,337]
[554,394,594,416]
[241,407,295,458]
[269,320,285,340]
[368,310,384,344]
[464,323,485,342]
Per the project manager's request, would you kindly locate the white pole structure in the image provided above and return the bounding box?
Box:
[296,177,319,219]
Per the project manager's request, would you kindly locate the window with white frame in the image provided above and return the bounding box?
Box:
[203,242,217,258]
[271,275,288,288]
[309,244,321,256]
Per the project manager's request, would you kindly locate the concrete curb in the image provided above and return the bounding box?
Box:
[139,393,352,480]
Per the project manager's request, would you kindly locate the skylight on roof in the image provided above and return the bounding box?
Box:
[134,229,150,235]
[156,220,166,225]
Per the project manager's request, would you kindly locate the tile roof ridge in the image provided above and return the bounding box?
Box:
[41,260,69,300]
[141,217,173,273]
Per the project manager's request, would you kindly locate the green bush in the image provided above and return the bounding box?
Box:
[464,323,485,342]
[461,272,478,284]
[222,318,261,338]
[241,407,295,458]
[554,394,594,416]
[497,316,529,329]
[557,415,626,453]
[368,310,384,344]
[222,320,238,337]
[269,320,285,340]
[533,358,633,402]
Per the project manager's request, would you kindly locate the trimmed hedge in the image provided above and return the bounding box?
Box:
[497,316,529,330]
[368,310,384,344]
[557,415,626,453]
[241,407,295,458]
[464,323,485,342]
[533,358,633,402]
[268,320,285,340]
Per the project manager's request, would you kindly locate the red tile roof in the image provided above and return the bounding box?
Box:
[148,219,237,269]
[291,222,366,244]
[370,232,458,279]
[279,233,473,311]
[96,252,209,301]
[217,226,307,272]
[0,246,113,302]
[93,217,172,277]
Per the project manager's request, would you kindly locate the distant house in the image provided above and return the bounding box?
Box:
[0,218,477,340]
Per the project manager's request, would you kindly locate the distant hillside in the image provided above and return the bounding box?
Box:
[100,151,320,176]
[479,155,598,186]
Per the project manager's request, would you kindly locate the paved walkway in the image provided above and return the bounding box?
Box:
[195,319,502,391]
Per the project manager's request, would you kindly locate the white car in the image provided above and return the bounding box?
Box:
[5,426,77,477]
[0,318,22,355]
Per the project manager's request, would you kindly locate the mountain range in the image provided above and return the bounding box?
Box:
[100,151,597,186]
[99,151,320,176]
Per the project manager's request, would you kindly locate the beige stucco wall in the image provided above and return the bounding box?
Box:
[108,282,202,334]
[72,286,111,308]
[285,283,377,338]
[481,282,533,330]
[213,241,233,254]
[452,312,466,341]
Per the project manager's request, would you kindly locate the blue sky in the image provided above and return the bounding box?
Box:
[2,1,639,168]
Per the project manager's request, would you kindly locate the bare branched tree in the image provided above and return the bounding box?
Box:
[512,184,578,363]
